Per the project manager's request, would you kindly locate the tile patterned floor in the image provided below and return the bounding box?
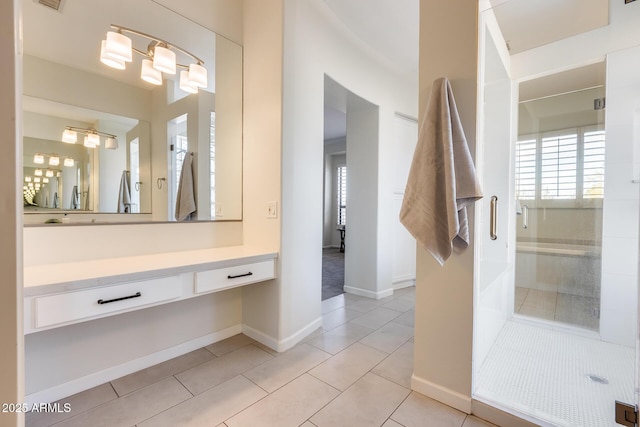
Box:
[26,287,496,427]
[515,286,600,330]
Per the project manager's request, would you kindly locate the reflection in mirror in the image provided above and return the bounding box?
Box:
[23,97,151,214]
[22,0,242,224]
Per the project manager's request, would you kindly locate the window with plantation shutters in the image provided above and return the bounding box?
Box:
[515,126,605,206]
[337,165,347,225]
[540,133,577,200]
[515,138,536,200]
[582,129,605,198]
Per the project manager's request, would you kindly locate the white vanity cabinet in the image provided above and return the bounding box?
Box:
[24,246,277,334]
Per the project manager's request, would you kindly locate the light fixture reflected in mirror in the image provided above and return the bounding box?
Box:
[33,154,44,164]
[25,176,32,183]
[105,137,118,150]
[45,169,54,178]
[49,155,60,166]
[62,126,118,149]
[34,177,41,183]
[63,158,75,167]
[43,177,49,184]
[141,59,162,85]
[34,169,43,176]
[179,70,198,94]
[100,25,208,91]
[62,128,78,143]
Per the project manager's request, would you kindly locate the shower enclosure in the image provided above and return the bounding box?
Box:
[473,2,640,426]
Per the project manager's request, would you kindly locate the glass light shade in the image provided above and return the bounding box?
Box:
[84,133,100,147]
[100,40,126,70]
[25,176,32,182]
[62,129,77,143]
[152,45,176,74]
[64,158,75,167]
[83,135,96,148]
[34,177,41,183]
[49,155,60,166]
[43,177,49,184]
[179,70,198,94]
[188,63,207,88]
[34,169,43,176]
[104,31,132,62]
[141,59,162,85]
[28,183,34,188]
[33,154,44,164]
[105,137,118,150]
[45,170,54,178]
[35,184,41,190]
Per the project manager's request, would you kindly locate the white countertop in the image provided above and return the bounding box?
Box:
[24,246,278,297]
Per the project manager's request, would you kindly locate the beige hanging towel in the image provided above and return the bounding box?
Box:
[400,77,482,265]
[175,153,197,221]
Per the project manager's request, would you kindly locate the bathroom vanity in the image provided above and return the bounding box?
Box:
[24,246,277,334]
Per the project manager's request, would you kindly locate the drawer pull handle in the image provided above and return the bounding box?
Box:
[228,272,253,279]
[97,292,142,305]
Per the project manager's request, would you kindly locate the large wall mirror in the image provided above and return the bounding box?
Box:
[22,0,242,224]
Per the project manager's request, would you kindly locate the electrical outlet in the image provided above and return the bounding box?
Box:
[266,201,278,218]
[215,204,223,218]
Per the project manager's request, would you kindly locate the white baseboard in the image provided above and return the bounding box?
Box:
[392,277,415,290]
[241,324,280,351]
[243,317,323,352]
[25,324,242,405]
[278,317,323,352]
[411,374,472,414]
[344,285,393,300]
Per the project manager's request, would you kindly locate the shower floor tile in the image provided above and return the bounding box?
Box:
[476,321,634,427]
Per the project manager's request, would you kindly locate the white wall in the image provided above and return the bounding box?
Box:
[0,1,24,425]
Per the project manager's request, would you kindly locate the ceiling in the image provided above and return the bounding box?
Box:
[322,0,610,141]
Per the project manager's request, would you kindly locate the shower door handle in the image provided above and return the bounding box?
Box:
[490,196,498,240]
[522,204,528,229]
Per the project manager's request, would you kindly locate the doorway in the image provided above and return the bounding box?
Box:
[322,81,347,301]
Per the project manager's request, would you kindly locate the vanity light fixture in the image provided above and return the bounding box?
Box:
[105,137,118,150]
[34,169,43,177]
[34,177,41,183]
[101,25,208,91]
[25,176,32,183]
[64,158,75,167]
[49,155,60,166]
[43,177,49,184]
[62,126,118,149]
[45,169,54,178]
[33,154,45,164]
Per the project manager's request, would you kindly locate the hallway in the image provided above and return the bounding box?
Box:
[27,288,495,427]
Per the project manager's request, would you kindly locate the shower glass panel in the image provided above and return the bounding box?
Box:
[473,2,639,426]
[514,63,606,331]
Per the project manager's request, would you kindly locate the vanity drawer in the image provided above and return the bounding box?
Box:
[34,276,181,329]
[194,260,275,294]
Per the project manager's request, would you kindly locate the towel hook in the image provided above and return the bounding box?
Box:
[157,177,166,189]
[135,182,142,192]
